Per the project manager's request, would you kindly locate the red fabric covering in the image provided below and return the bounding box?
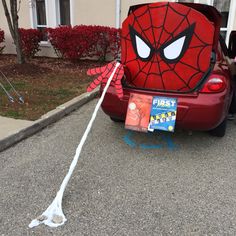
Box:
[121,2,214,92]
[87,61,124,98]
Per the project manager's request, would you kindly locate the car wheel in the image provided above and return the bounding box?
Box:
[209,118,227,137]
[229,90,236,113]
[110,116,124,122]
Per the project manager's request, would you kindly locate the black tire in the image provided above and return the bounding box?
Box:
[209,119,227,137]
[110,116,124,122]
[229,90,236,113]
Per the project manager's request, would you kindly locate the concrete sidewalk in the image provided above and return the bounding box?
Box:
[0,116,34,140]
[0,89,98,152]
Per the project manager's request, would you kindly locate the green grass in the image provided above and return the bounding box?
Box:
[0,81,28,96]
[0,55,97,121]
[52,88,75,98]
[3,110,23,119]
[37,88,75,98]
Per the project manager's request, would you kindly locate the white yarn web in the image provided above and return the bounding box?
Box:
[29,62,121,228]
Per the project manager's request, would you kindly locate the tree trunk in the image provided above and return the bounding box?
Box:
[2,0,25,64]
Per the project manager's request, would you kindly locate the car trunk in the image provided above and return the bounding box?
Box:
[121,2,221,93]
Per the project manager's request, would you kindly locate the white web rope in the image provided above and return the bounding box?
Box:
[29,62,120,228]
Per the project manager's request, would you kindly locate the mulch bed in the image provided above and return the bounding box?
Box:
[0,55,104,120]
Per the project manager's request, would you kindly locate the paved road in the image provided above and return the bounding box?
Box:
[1,99,236,236]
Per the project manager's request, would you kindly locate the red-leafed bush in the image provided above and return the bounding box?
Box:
[47,26,91,60]
[0,29,5,54]
[19,28,43,58]
[47,25,120,61]
[87,26,121,61]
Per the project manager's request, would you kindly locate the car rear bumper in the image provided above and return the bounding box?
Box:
[101,85,230,131]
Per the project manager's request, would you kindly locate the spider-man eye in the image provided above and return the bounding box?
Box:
[129,25,153,61]
[135,35,151,59]
[160,23,196,64]
[163,36,186,60]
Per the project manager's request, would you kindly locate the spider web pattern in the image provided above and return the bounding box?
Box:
[121,2,214,92]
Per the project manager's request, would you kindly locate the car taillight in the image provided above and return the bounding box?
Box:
[200,76,226,93]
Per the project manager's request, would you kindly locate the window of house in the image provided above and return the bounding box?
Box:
[213,0,230,40]
[35,0,48,40]
[30,0,72,42]
[59,0,71,25]
[36,0,47,30]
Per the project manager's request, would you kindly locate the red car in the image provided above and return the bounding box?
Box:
[100,2,236,137]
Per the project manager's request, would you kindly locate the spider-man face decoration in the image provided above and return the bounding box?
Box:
[121,2,214,91]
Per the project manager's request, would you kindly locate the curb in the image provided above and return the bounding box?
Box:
[0,89,99,152]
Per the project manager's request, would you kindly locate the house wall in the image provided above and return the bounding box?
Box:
[74,0,116,27]
[0,1,31,54]
[120,0,175,23]
[0,0,236,57]
[73,0,173,27]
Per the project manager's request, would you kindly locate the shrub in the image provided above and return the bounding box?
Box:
[19,28,43,58]
[47,26,91,60]
[87,26,121,61]
[47,25,120,61]
[0,29,5,54]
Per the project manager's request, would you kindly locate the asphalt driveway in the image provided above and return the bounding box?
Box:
[1,99,236,235]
